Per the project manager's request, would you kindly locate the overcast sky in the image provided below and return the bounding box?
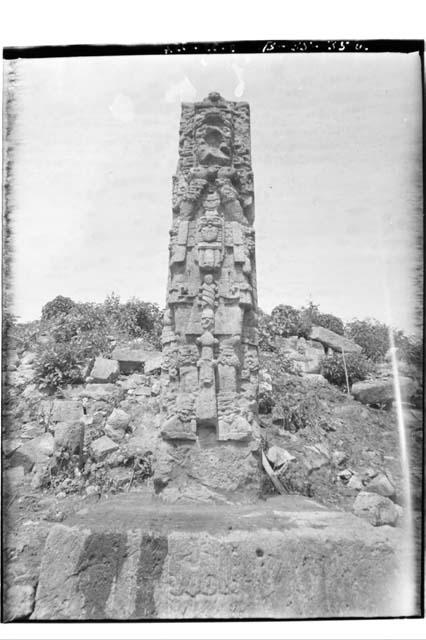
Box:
[5,51,422,334]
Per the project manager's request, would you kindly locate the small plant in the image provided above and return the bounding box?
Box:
[321,351,374,389]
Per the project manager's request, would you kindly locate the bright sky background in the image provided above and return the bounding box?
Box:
[5,52,423,334]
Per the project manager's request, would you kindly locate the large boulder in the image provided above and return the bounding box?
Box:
[351,377,415,405]
[353,491,400,527]
[310,326,361,354]
[89,357,120,383]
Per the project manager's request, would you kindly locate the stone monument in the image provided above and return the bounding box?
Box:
[156,92,261,498]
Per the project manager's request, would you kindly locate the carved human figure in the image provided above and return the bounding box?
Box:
[198,274,218,309]
[217,340,240,393]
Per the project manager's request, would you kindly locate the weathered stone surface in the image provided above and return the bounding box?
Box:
[364,471,395,498]
[159,93,259,450]
[32,495,410,620]
[310,326,362,354]
[266,445,295,469]
[276,336,325,373]
[351,377,415,405]
[4,466,25,491]
[41,399,82,424]
[9,434,54,473]
[90,435,119,461]
[79,383,119,400]
[54,421,84,453]
[144,352,163,374]
[353,491,399,526]
[90,357,120,383]
[4,584,35,621]
[105,408,131,442]
[111,347,150,373]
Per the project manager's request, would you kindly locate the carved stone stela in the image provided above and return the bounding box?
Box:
[161,92,259,442]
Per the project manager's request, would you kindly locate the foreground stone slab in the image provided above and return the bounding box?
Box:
[32,494,407,620]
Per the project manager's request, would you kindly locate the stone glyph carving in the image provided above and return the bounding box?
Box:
[161,92,259,442]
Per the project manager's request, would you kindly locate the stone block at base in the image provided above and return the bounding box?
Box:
[32,495,409,620]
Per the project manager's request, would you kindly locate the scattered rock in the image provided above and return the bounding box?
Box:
[266,445,295,469]
[351,377,415,406]
[303,443,330,471]
[310,325,362,354]
[364,471,395,498]
[347,474,363,491]
[9,434,54,473]
[105,408,131,442]
[90,435,119,461]
[144,352,162,374]
[4,584,35,621]
[89,357,120,383]
[338,469,353,483]
[151,380,161,396]
[54,421,84,453]
[353,491,399,527]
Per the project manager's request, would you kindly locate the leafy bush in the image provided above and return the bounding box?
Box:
[104,293,163,348]
[35,342,84,392]
[345,318,390,362]
[270,304,312,339]
[313,312,345,335]
[393,332,423,369]
[321,352,374,389]
[41,295,76,322]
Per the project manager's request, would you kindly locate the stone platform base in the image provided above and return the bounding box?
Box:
[32,494,405,620]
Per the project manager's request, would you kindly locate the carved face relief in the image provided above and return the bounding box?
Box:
[218,345,239,367]
[244,350,259,372]
[178,344,198,367]
[200,308,214,331]
[199,218,220,242]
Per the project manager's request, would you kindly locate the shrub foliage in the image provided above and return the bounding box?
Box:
[321,351,374,388]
